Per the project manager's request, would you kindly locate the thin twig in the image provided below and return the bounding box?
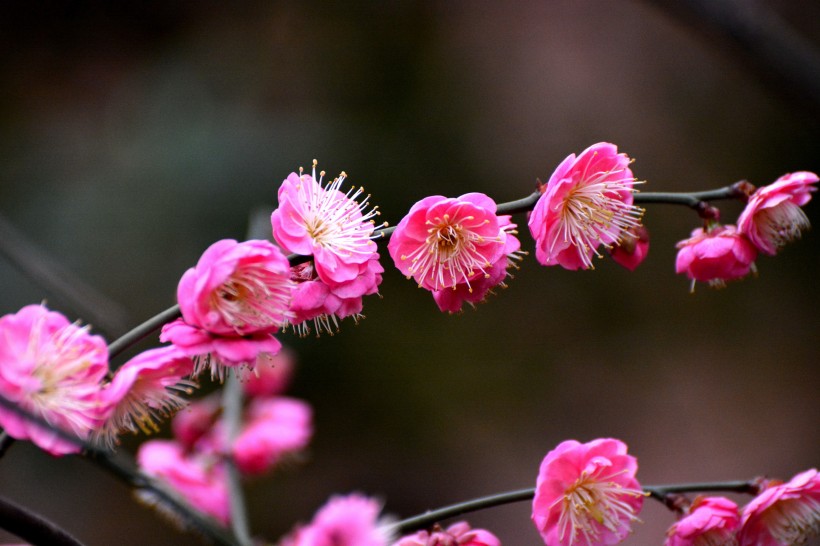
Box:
[0,494,88,546]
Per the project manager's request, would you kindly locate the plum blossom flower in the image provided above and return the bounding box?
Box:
[665,496,740,546]
[0,304,109,456]
[171,394,221,450]
[675,224,757,291]
[532,438,644,546]
[281,493,393,546]
[737,469,820,546]
[230,396,313,475]
[136,439,230,525]
[431,214,522,313]
[272,160,383,287]
[737,172,817,256]
[388,193,508,295]
[95,346,196,449]
[608,225,650,272]
[238,348,294,397]
[528,143,643,270]
[393,521,501,546]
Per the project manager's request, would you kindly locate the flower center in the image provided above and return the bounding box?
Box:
[211,264,292,333]
[765,495,820,544]
[757,201,810,248]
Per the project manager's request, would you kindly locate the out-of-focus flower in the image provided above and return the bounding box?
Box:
[393,521,501,546]
[528,143,643,271]
[160,318,282,381]
[608,225,650,272]
[675,224,757,291]
[272,160,382,287]
[737,469,820,546]
[0,304,109,456]
[231,396,313,475]
[96,346,195,449]
[388,193,507,296]
[737,172,818,256]
[136,439,230,525]
[281,493,393,546]
[532,438,644,546]
[665,496,740,546]
[178,239,293,336]
[431,215,523,313]
[238,349,294,397]
[286,257,383,336]
[171,395,221,450]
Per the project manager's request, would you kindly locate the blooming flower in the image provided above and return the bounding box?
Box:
[608,225,650,272]
[737,468,820,546]
[136,439,230,525]
[675,224,757,291]
[388,193,508,294]
[737,171,818,256]
[665,496,740,546]
[532,438,644,546]
[95,346,196,449]
[0,304,109,456]
[272,160,382,287]
[528,142,643,271]
[393,521,501,546]
[431,214,522,313]
[281,493,393,546]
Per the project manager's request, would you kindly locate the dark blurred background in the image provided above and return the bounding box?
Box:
[1,2,818,545]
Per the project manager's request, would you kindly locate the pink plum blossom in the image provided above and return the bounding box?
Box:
[177,239,293,336]
[431,215,522,313]
[532,438,644,546]
[393,521,501,546]
[230,396,313,475]
[238,348,294,397]
[737,171,817,255]
[608,225,650,271]
[272,161,382,287]
[737,468,820,546]
[675,225,757,291]
[664,496,740,546]
[95,346,196,449]
[160,318,282,381]
[171,395,221,450]
[136,439,230,525]
[388,193,508,294]
[0,304,109,456]
[528,142,643,271]
[281,493,393,546]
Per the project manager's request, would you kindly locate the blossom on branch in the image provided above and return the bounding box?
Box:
[0,304,109,456]
[532,438,644,546]
[664,496,740,546]
[281,493,394,546]
[737,171,818,256]
[737,468,820,546]
[528,142,643,271]
[674,225,757,291]
[608,225,650,272]
[388,192,509,304]
[238,348,294,397]
[393,521,501,546]
[95,346,196,449]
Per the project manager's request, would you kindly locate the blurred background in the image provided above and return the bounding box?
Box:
[1,1,818,545]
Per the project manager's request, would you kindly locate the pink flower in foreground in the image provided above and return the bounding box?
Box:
[177,239,293,336]
[281,493,393,546]
[272,161,382,287]
[137,439,230,525]
[528,143,643,271]
[388,193,507,293]
[608,225,650,272]
[737,469,820,546]
[0,304,109,456]
[532,438,644,546]
[431,215,523,313]
[231,396,313,475]
[161,318,282,381]
[95,346,196,449]
[675,225,757,291]
[665,496,740,546]
[737,171,817,256]
[393,521,501,546]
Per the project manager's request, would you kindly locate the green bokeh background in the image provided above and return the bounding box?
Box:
[1,2,818,545]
